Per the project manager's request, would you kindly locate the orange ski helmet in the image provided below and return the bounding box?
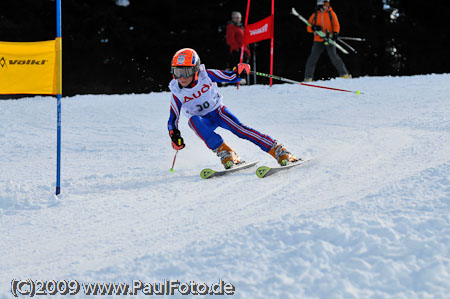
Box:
[171,48,201,80]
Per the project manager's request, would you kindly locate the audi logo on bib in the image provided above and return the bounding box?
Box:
[183,83,212,103]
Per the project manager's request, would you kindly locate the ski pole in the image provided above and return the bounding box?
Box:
[339,37,365,42]
[337,38,357,54]
[169,150,179,172]
[250,71,363,95]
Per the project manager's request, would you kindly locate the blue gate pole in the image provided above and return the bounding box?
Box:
[55,0,62,195]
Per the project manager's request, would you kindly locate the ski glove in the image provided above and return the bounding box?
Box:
[169,129,185,150]
[233,63,250,77]
[311,25,322,32]
[332,32,339,41]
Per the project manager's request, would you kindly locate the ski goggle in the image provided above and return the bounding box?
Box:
[171,67,196,79]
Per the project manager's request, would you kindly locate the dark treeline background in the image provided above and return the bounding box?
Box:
[0,0,448,96]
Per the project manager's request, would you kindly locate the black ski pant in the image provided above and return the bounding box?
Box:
[304,41,349,80]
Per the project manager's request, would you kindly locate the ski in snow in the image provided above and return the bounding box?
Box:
[256,159,314,178]
[200,161,259,179]
[291,7,349,55]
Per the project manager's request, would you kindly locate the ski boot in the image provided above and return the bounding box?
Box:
[269,142,298,166]
[214,142,242,169]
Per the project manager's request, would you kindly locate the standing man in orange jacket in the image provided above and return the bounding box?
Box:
[304,0,350,82]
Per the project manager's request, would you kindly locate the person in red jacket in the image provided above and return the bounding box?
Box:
[226,11,250,69]
[303,0,350,82]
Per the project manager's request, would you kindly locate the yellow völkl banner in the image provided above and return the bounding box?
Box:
[0,39,61,95]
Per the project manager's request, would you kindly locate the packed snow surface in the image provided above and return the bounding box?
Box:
[1,74,449,298]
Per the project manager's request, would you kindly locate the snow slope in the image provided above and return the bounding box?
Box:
[1,74,449,298]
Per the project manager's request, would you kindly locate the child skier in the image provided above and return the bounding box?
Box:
[167,48,299,169]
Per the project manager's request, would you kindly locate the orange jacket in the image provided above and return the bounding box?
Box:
[307,6,340,42]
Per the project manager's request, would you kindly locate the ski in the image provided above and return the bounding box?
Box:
[337,38,357,54]
[291,7,349,55]
[339,36,365,42]
[200,161,259,179]
[256,159,314,178]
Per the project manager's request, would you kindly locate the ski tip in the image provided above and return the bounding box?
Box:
[256,166,271,178]
[200,168,215,179]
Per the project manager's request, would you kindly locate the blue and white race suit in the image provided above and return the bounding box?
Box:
[168,64,275,152]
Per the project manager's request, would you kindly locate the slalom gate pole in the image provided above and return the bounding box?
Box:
[169,150,179,172]
[250,71,363,94]
[55,0,62,195]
